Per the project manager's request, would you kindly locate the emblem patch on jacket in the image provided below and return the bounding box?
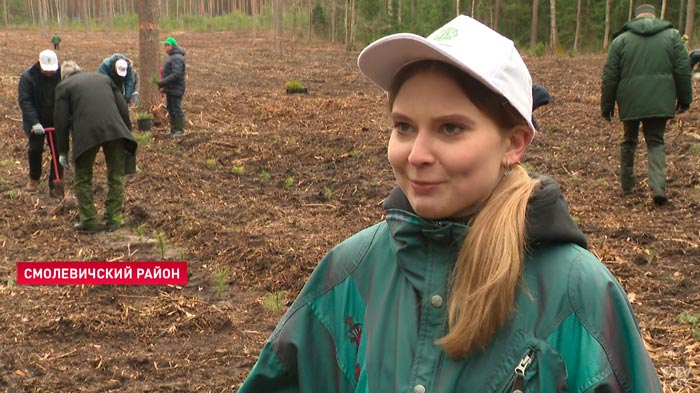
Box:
[345,316,362,381]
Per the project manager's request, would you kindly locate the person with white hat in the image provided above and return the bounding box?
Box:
[240,16,661,392]
[97,53,137,106]
[18,49,63,196]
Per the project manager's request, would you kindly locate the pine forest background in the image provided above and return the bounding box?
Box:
[3,0,700,54]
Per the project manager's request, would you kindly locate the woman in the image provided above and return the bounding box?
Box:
[239,16,661,392]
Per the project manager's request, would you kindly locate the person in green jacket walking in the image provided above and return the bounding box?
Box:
[601,4,692,205]
[240,15,662,393]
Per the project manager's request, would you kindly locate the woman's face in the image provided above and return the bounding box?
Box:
[388,70,511,220]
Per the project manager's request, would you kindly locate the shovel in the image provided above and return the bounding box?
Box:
[44,127,64,199]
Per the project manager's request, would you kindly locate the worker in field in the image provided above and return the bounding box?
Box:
[158,37,186,137]
[601,4,692,205]
[18,49,63,197]
[51,33,61,50]
[54,61,137,233]
[97,53,137,106]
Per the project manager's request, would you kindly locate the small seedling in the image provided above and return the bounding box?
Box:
[676,311,700,339]
[212,267,230,298]
[231,165,245,175]
[133,131,152,145]
[206,159,217,169]
[285,80,308,94]
[136,224,146,238]
[323,186,334,200]
[0,159,12,167]
[135,112,154,120]
[155,231,167,259]
[260,170,271,182]
[149,74,159,84]
[349,149,361,158]
[283,176,294,189]
[263,291,287,313]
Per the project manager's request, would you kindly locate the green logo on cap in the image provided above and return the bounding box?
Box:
[433,27,458,41]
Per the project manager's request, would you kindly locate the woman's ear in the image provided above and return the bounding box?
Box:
[504,125,533,165]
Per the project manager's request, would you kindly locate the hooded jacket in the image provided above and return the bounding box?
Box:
[54,72,136,161]
[97,53,136,102]
[601,17,691,120]
[18,62,62,134]
[239,177,661,392]
[158,46,186,97]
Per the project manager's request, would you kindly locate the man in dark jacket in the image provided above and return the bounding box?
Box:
[18,49,63,196]
[158,37,186,137]
[601,4,692,206]
[97,53,137,106]
[54,61,137,233]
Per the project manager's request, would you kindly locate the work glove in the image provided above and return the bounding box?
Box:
[602,110,613,122]
[31,123,45,135]
[58,154,69,168]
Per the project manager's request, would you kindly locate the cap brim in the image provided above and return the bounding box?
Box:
[117,70,127,77]
[40,62,59,72]
[358,33,494,97]
[357,32,536,134]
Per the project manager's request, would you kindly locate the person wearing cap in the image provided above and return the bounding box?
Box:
[17,49,63,196]
[601,3,692,206]
[158,37,186,137]
[53,61,137,233]
[240,15,661,393]
[97,53,137,106]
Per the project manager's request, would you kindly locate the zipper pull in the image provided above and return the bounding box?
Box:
[511,352,533,393]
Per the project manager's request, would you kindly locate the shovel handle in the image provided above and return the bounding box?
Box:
[44,127,63,183]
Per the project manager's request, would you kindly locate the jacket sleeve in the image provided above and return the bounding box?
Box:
[238,341,300,393]
[53,82,71,156]
[124,66,136,101]
[111,80,132,132]
[601,42,622,115]
[18,74,40,126]
[672,33,693,108]
[159,55,184,87]
[569,253,663,393]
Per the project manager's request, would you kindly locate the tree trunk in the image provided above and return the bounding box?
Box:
[346,0,356,51]
[252,0,256,45]
[573,0,581,52]
[455,0,460,16]
[627,0,632,21]
[83,0,90,37]
[549,0,558,53]
[137,0,160,112]
[685,0,695,48]
[273,0,282,54]
[679,0,686,32]
[494,0,500,30]
[603,0,610,50]
[3,0,8,47]
[661,0,667,19]
[331,0,336,42]
[530,0,539,49]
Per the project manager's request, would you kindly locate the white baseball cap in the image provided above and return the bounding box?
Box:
[115,59,128,77]
[39,49,59,72]
[358,15,535,133]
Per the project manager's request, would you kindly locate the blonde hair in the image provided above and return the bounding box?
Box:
[388,60,541,358]
[60,60,80,80]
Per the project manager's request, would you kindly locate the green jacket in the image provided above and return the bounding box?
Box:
[239,178,661,392]
[601,17,691,120]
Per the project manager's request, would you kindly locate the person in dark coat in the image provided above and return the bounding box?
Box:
[18,49,63,196]
[601,4,692,205]
[158,37,186,137]
[54,61,137,233]
[97,53,137,106]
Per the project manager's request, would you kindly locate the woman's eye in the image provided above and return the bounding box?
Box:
[393,122,413,134]
[442,124,464,135]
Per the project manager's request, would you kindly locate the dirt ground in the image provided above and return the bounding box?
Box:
[0,29,699,392]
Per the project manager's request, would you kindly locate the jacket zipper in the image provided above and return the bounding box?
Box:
[511,350,534,393]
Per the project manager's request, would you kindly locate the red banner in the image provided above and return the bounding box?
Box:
[16,261,188,285]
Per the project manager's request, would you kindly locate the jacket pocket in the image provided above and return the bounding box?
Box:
[498,348,537,393]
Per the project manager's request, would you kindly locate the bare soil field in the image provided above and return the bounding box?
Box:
[0,29,699,392]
